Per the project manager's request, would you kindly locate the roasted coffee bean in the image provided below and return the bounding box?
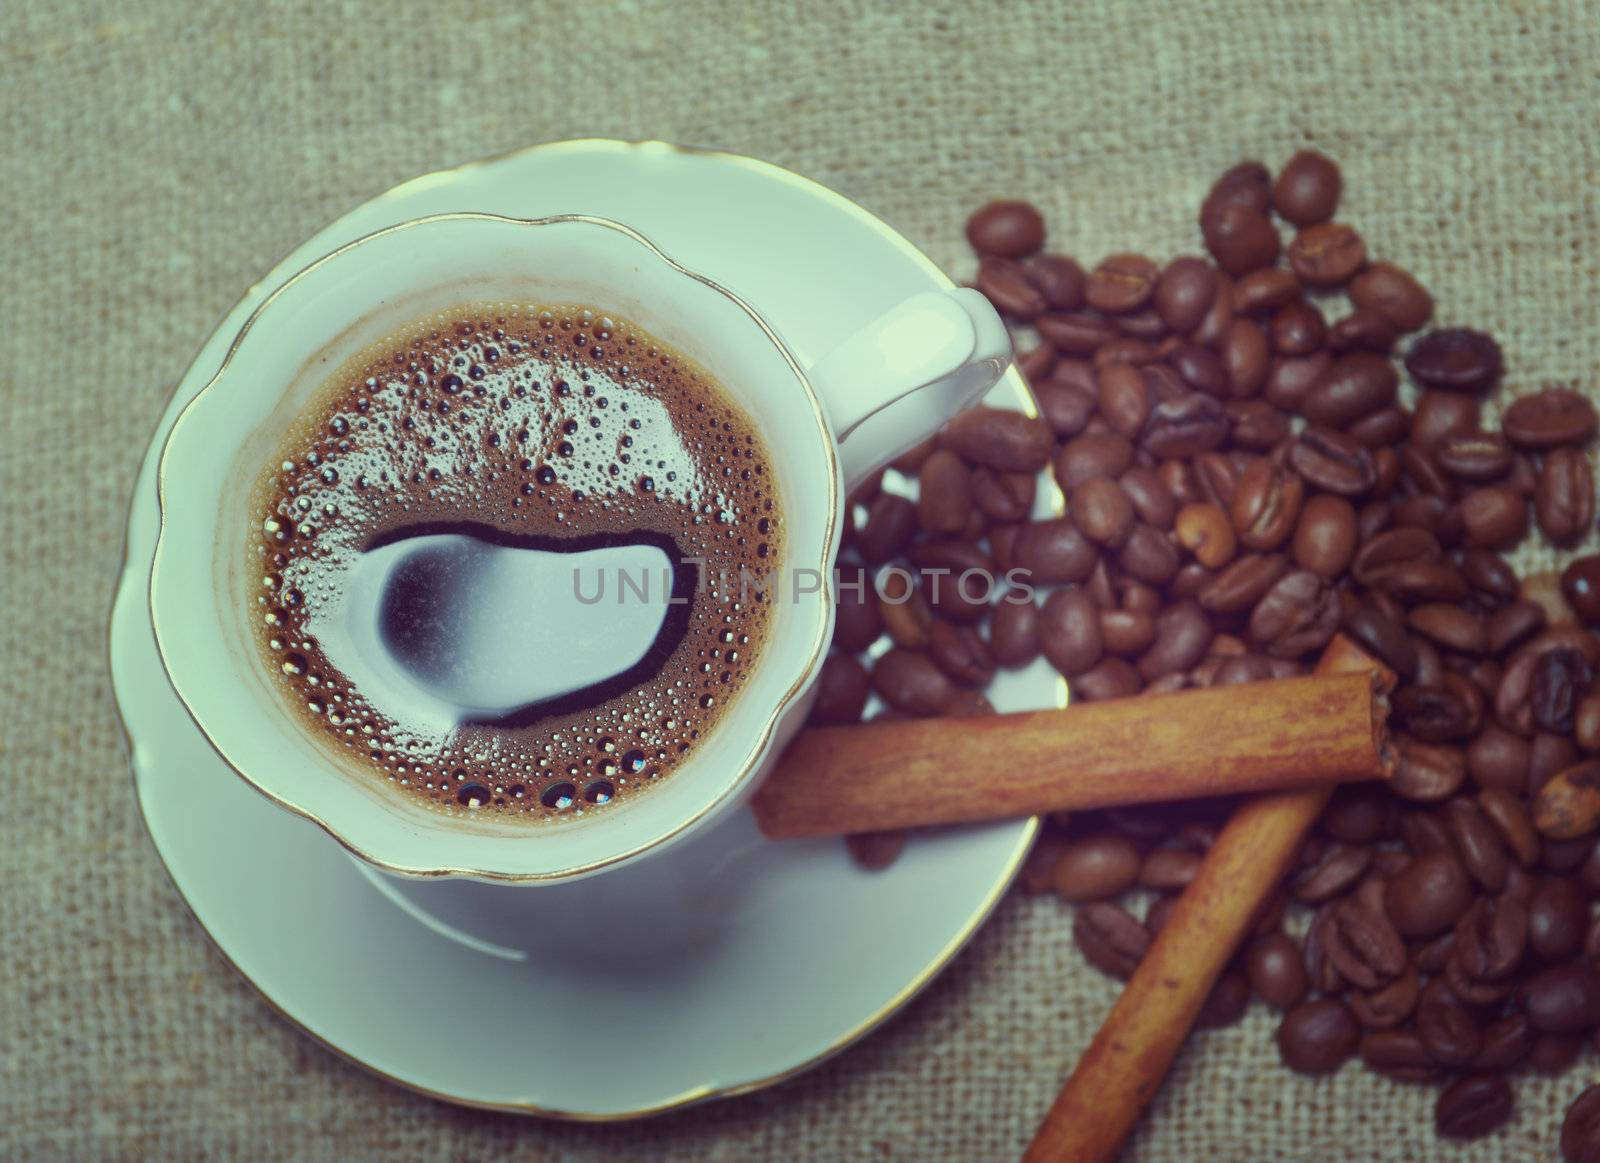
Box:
[966,200,1045,258]
[1460,485,1530,550]
[1360,1028,1439,1084]
[1190,271,1236,347]
[1391,740,1468,801]
[1140,391,1229,458]
[877,568,933,648]
[1534,761,1600,842]
[1117,523,1180,586]
[1408,604,1487,655]
[1011,518,1099,585]
[1537,447,1596,545]
[1346,406,1412,448]
[1271,150,1341,225]
[1487,601,1547,657]
[1524,962,1600,1032]
[832,567,882,652]
[1578,693,1600,750]
[871,648,955,716]
[1418,977,1484,1066]
[1280,495,1356,582]
[1263,351,1329,411]
[1349,262,1433,332]
[1070,477,1135,546]
[990,596,1040,669]
[1194,968,1252,1029]
[1168,506,1235,575]
[1169,342,1228,396]
[1287,222,1366,288]
[1320,784,1391,843]
[975,255,1048,319]
[941,407,1055,471]
[1092,364,1147,440]
[1479,786,1541,865]
[1292,842,1374,904]
[1038,310,1121,354]
[917,451,973,535]
[1055,432,1134,492]
[1289,426,1376,495]
[1461,549,1520,606]
[1040,587,1103,676]
[1138,846,1203,891]
[1327,309,1399,354]
[1072,656,1142,701]
[1086,253,1159,314]
[1343,601,1419,677]
[1414,929,1459,974]
[1230,458,1304,552]
[1452,894,1528,981]
[1434,430,1513,481]
[1224,399,1292,450]
[1445,797,1510,890]
[856,494,917,564]
[1528,877,1589,961]
[970,467,1036,524]
[1304,353,1398,428]
[1248,569,1340,658]
[1387,851,1474,937]
[1394,683,1477,743]
[1023,254,1088,310]
[1052,833,1140,902]
[1220,318,1269,396]
[1244,932,1309,1010]
[1019,342,1059,385]
[1564,556,1600,626]
[1072,900,1150,979]
[1532,1033,1586,1074]
[1411,388,1483,449]
[891,436,941,474]
[1085,557,1118,609]
[1194,450,1243,509]
[926,619,996,687]
[1351,962,1422,1030]
[1099,609,1157,657]
[1234,267,1304,315]
[1563,1085,1600,1163]
[1474,1012,1535,1070]
[1137,600,1214,680]
[1153,256,1218,333]
[1199,552,1289,615]
[1406,328,1503,393]
[1202,203,1280,275]
[1276,997,1361,1074]
[1204,160,1273,217]
[1503,387,1599,449]
[1435,1073,1514,1140]
[809,654,870,726]
[1533,727,1588,790]
[1034,380,1097,438]
[1118,466,1178,529]
[1324,899,1407,989]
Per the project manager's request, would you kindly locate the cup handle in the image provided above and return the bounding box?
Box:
[804,289,1011,490]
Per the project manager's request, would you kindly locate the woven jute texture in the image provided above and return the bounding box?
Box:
[4,0,1598,1158]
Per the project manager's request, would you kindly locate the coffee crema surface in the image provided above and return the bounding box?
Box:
[248,302,782,822]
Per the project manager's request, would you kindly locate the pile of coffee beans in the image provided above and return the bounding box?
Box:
[813,150,1600,1145]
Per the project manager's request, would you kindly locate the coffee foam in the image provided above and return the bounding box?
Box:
[249,303,781,822]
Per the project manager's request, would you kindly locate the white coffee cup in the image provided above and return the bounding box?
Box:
[151,212,1009,883]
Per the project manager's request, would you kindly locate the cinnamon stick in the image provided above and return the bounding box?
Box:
[1023,634,1396,1163]
[752,671,1392,839]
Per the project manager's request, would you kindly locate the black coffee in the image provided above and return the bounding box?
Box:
[249,302,782,822]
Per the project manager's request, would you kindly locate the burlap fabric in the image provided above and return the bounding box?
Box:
[4,0,1598,1158]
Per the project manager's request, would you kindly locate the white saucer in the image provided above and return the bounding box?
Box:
[109,140,1057,1119]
